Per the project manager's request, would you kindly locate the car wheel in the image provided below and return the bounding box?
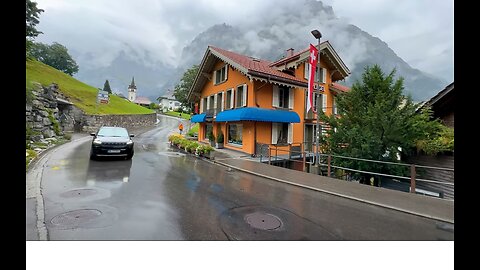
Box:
[89,149,96,160]
[126,152,134,160]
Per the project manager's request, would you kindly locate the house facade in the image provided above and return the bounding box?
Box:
[187,42,350,156]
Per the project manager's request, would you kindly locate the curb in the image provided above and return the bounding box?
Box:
[214,159,454,224]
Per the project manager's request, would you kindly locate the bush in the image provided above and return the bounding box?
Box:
[207,131,215,142]
[216,132,224,143]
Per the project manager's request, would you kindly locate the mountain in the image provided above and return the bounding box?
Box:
[178,0,447,101]
[74,50,176,102]
[72,0,447,102]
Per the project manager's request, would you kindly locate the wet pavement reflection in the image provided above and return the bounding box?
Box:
[37,116,453,240]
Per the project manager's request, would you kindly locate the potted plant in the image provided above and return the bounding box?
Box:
[215,131,224,149]
[202,145,214,159]
[207,131,215,147]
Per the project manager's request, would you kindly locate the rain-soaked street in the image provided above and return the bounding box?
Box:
[27,115,454,240]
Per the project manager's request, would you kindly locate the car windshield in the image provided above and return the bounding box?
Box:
[97,127,129,137]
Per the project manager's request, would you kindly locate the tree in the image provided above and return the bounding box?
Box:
[30,42,79,75]
[173,65,199,105]
[103,80,112,94]
[320,65,443,185]
[26,0,44,53]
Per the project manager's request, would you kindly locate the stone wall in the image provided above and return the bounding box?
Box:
[26,83,69,141]
[80,113,157,133]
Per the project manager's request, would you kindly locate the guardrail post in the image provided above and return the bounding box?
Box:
[410,164,416,193]
[327,155,331,177]
[268,146,271,165]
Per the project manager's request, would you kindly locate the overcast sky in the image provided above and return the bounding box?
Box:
[35,0,453,82]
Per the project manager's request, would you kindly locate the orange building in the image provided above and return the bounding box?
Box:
[187,42,350,156]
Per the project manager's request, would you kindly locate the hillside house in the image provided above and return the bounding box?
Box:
[187,42,350,156]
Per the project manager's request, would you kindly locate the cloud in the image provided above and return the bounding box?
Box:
[34,0,453,82]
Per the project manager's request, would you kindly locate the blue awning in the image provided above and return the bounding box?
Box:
[190,113,207,123]
[215,107,300,123]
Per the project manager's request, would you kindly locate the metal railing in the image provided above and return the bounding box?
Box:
[259,143,454,199]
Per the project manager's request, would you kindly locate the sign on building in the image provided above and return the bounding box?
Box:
[97,90,110,104]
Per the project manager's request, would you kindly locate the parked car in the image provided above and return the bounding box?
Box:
[90,126,134,160]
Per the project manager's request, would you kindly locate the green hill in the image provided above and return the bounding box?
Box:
[26,59,154,115]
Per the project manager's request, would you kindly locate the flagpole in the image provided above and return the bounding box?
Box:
[311,30,322,171]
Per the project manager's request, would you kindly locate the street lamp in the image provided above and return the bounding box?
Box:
[311,29,322,171]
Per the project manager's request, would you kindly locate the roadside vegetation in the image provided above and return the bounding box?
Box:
[320,65,453,185]
[187,123,199,137]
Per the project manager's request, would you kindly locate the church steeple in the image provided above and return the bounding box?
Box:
[127,76,137,102]
[129,77,136,89]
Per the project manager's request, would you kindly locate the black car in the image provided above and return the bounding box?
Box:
[90,126,134,160]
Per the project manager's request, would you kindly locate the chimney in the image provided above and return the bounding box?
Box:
[286,48,294,57]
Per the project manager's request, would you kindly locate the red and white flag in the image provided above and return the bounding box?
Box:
[307,44,318,113]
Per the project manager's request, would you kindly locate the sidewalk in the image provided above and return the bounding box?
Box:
[211,148,454,223]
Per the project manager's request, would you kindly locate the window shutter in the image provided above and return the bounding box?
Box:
[287,124,293,144]
[322,68,327,83]
[242,84,247,107]
[288,88,294,109]
[304,63,309,79]
[322,94,327,112]
[214,93,218,109]
[224,65,228,81]
[200,98,204,113]
[271,123,278,144]
[221,92,224,111]
[213,70,216,85]
[230,90,234,109]
[272,85,279,107]
[206,96,210,110]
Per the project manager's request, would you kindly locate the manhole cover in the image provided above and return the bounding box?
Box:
[60,189,98,198]
[245,212,282,230]
[51,209,102,226]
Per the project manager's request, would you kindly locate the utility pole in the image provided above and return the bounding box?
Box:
[311,29,322,173]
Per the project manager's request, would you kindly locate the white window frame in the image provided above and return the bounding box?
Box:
[226,88,234,109]
[214,65,228,85]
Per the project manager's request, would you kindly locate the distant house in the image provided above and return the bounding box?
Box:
[134,96,153,107]
[158,90,182,111]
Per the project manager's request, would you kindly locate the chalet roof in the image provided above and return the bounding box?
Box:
[270,41,350,82]
[187,46,309,101]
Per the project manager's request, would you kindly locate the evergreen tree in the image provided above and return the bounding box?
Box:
[103,79,112,94]
[320,65,444,185]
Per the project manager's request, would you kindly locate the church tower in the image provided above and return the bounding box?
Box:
[127,77,137,102]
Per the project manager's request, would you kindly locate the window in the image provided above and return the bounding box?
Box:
[204,124,213,140]
[174,102,180,106]
[216,92,224,113]
[304,63,326,83]
[228,124,243,145]
[273,85,294,109]
[271,123,292,145]
[201,97,207,113]
[214,65,228,85]
[226,88,234,109]
[235,84,247,108]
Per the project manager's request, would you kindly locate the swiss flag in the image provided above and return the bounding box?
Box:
[307,44,318,113]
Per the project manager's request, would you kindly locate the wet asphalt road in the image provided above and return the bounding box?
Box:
[32,115,454,240]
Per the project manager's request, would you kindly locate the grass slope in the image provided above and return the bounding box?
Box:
[26,59,154,115]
